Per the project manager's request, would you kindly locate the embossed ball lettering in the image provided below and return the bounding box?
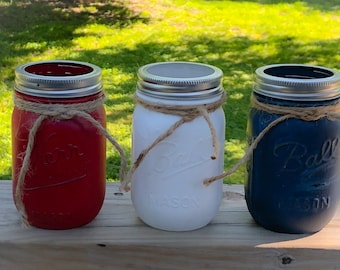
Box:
[39,134,85,166]
[273,138,340,172]
[151,137,212,177]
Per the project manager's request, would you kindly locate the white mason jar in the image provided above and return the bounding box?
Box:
[131,61,226,231]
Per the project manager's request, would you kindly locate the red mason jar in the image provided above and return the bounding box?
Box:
[12,60,106,229]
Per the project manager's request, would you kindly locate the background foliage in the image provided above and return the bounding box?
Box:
[0,0,339,183]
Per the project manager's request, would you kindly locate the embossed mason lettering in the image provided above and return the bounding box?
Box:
[149,194,200,208]
[273,138,340,172]
[279,196,331,211]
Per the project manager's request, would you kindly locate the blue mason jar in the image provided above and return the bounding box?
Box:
[245,64,340,233]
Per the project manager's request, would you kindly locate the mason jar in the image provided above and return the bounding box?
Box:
[246,64,340,233]
[12,60,106,229]
[130,61,226,231]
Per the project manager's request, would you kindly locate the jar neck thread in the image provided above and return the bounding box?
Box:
[14,94,105,118]
[251,95,340,121]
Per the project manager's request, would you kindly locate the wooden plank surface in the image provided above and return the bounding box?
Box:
[1,180,340,270]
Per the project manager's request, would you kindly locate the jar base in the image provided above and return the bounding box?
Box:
[140,218,212,232]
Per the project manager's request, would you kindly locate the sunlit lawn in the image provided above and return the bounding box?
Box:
[0,0,340,184]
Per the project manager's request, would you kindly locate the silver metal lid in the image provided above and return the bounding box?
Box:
[137,62,224,99]
[254,64,340,101]
[15,60,103,98]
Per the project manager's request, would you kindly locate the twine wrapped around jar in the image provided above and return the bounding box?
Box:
[203,96,340,185]
[13,94,127,226]
[119,91,227,192]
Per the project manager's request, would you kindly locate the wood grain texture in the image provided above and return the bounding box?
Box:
[1,180,340,269]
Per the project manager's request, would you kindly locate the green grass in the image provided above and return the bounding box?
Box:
[1,0,340,184]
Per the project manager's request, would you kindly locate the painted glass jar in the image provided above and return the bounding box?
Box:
[246,64,340,233]
[130,62,226,231]
[12,60,106,229]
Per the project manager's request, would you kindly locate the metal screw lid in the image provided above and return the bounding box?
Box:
[254,64,340,101]
[137,62,224,100]
[15,60,103,98]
